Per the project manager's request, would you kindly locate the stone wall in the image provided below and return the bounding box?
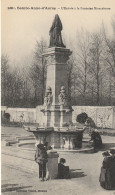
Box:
[1,107,36,124]
[1,106,115,129]
[72,106,115,129]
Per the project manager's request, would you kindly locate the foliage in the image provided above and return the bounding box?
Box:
[1,18,115,107]
[29,38,47,106]
[76,112,88,124]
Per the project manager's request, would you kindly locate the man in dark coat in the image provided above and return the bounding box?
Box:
[35,143,48,181]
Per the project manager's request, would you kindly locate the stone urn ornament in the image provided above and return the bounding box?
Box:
[44,86,53,106]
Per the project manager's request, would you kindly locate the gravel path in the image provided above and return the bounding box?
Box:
[1,127,115,195]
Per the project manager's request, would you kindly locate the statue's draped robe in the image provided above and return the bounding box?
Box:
[49,15,65,48]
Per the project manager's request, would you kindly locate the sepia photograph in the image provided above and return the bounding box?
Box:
[1,0,115,194]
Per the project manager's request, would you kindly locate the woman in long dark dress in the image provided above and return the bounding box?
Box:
[99,149,115,190]
[108,149,115,189]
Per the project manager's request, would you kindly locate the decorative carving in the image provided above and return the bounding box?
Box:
[44,86,53,106]
[58,86,68,106]
[45,55,56,65]
[49,14,66,48]
[45,53,70,65]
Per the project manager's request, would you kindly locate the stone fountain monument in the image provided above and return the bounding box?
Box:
[25,14,84,149]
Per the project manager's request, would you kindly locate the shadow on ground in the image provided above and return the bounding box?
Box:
[70,169,87,178]
[84,143,115,154]
[1,184,32,192]
[100,143,115,151]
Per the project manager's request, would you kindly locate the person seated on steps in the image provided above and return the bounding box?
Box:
[58,158,70,179]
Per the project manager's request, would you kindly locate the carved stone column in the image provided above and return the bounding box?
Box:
[42,47,73,128]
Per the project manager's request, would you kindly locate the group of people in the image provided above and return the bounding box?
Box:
[77,112,103,152]
[34,113,114,191]
[82,113,115,190]
[34,140,115,191]
[35,141,70,181]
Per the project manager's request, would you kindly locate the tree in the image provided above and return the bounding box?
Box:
[9,67,24,107]
[1,55,10,106]
[74,30,91,105]
[88,32,105,105]
[19,64,32,107]
[29,38,47,106]
[103,18,115,76]
[1,56,31,107]
[102,18,115,105]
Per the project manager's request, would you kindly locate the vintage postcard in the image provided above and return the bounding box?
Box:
[1,0,115,194]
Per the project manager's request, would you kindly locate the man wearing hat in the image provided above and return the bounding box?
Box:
[35,143,48,181]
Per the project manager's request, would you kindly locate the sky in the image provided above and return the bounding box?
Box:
[1,0,115,66]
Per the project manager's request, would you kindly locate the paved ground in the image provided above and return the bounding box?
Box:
[1,126,115,195]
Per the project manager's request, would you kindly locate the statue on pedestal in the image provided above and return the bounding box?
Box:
[49,14,66,48]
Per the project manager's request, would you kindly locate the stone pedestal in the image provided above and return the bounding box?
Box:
[42,47,73,128]
[46,150,59,179]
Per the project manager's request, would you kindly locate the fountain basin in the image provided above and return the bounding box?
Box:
[18,140,93,153]
[24,125,85,149]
